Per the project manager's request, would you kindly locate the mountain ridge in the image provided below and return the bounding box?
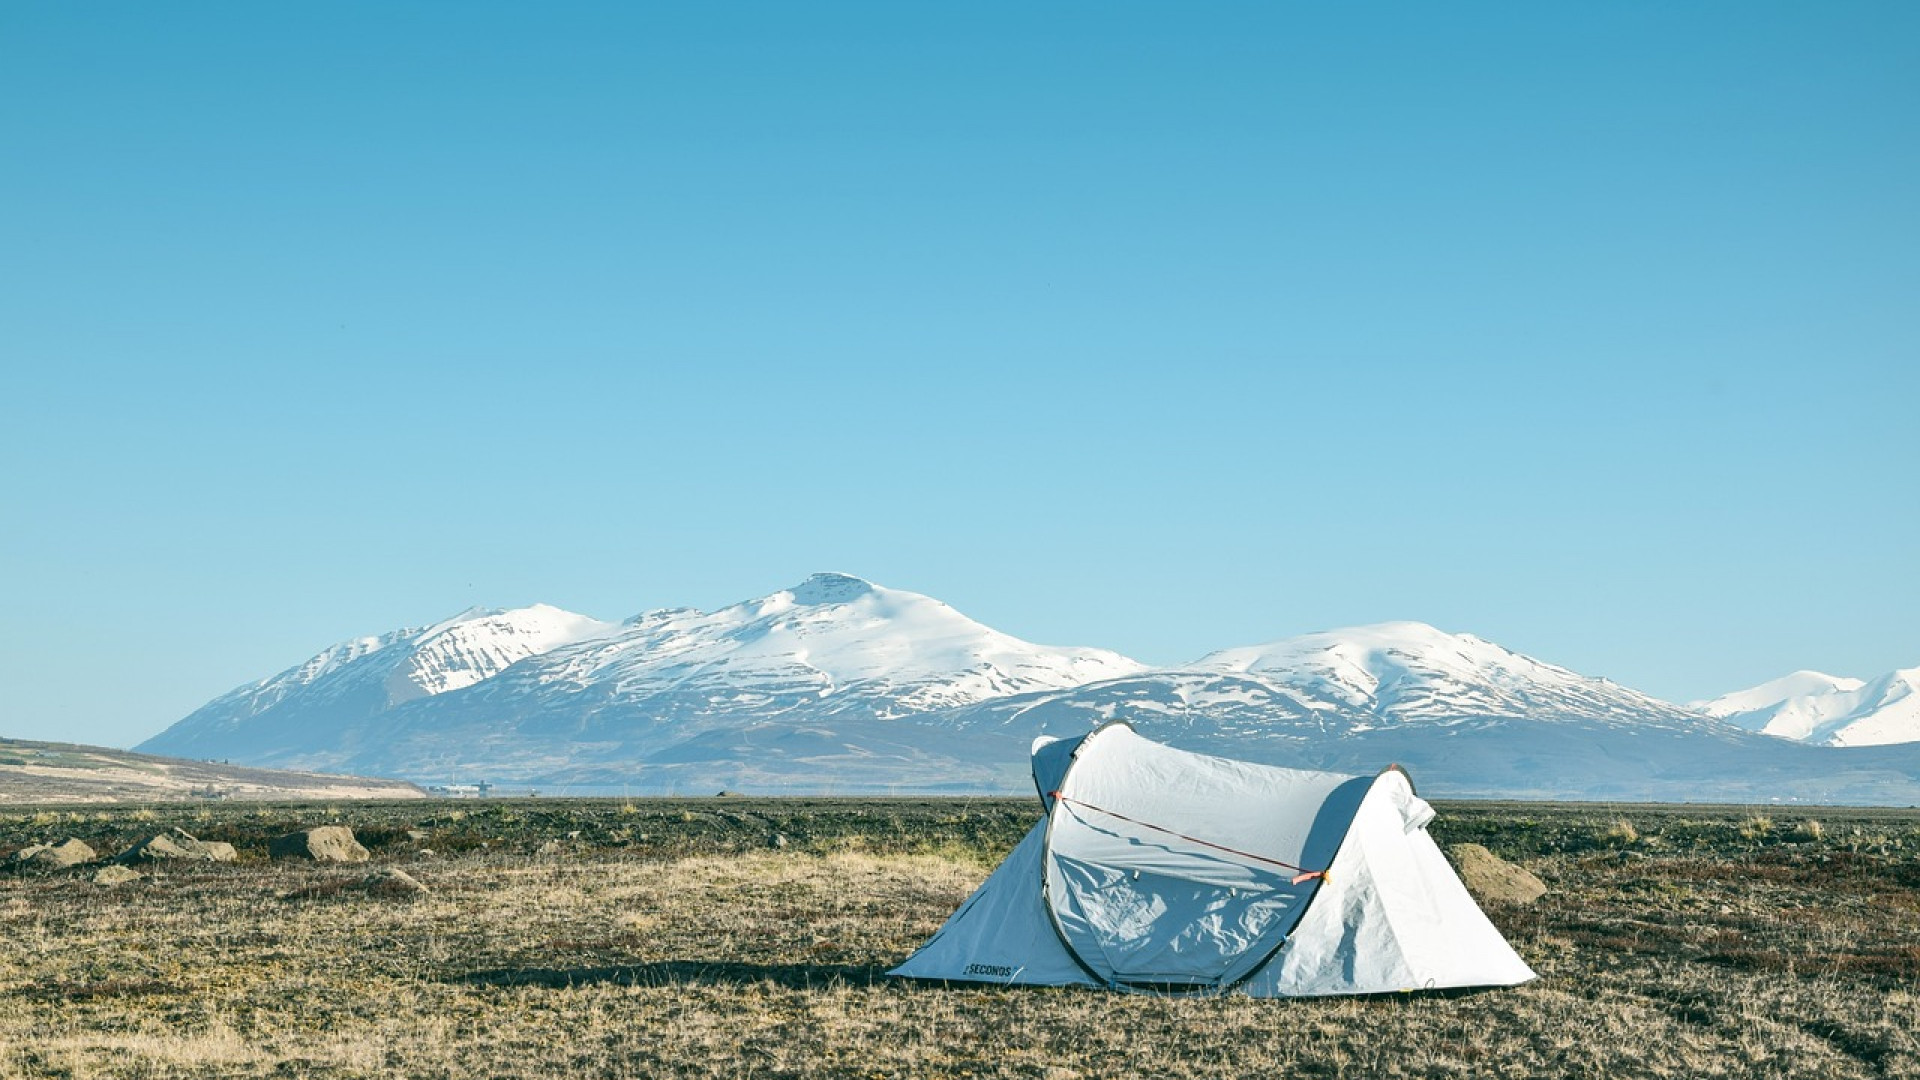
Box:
[136,574,1920,803]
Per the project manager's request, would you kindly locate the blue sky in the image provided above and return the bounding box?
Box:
[3,3,1915,748]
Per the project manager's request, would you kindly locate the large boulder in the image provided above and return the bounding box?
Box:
[12,838,96,869]
[1448,843,1547,905]
[117,828,237,864]
[269,825,370,863]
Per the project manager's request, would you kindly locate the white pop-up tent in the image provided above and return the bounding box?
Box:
[891,723,1536,996]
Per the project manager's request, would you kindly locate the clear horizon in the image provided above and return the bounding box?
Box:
[3,3,1915,748]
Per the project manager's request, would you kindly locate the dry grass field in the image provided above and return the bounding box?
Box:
[2,797,1917,1079]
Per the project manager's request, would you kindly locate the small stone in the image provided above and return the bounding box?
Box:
[363,867,429,896]
[405,830,429,843]
[14,838,96,869]
[769,833,789,849]
[415,849,437,860]
[93,865,143,887]
[268,826,370,863]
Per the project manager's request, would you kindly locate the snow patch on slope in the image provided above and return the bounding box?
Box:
[394,604,619,701]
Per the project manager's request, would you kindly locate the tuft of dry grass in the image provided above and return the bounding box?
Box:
[1603,818,1639,846]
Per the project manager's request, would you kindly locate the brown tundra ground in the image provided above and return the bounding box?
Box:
[2,797,1917,1079]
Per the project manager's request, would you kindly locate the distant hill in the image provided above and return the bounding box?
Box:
[137,573,1920,804]
[1694,667,1920,747]
[0,738,425,804]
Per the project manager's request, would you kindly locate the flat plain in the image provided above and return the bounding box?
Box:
[2,796,1917,1079]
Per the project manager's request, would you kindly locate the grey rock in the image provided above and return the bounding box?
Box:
[117,829,237,864]
[268,825,370,863]
[14,838,96,869]
[363,867,429,895]
[1448,844,1547,906]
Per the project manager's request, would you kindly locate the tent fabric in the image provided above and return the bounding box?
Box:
[889,722,1536,997]
[886,819,1096,988]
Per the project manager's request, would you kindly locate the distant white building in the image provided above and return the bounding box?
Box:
[426,781,493,799]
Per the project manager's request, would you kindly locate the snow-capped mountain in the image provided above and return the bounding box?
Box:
[1189,621,1701,730]
[141,574,1145,787]
[502,571,1147,720]
[1696,668,1920,747]
[916,621,1912,802]
[926,620,1706,749]
[138,574,1920,803]
[141,604,618,761]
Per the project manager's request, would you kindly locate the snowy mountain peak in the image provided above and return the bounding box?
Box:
[1186,621,1683,726]
[1196,621,1536,692]
[787,572,877,606]
[394,604,619,700]
[1832,668,1920,747]
[535,574,1148,717]
[1197,621,1502,671]
[1691,670,1865,716]
[138,602,617,760]
[1695,666,1920,746]
[722,572,887,622]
